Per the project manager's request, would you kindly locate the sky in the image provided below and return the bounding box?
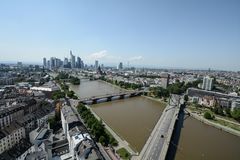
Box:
[0,0,239,71]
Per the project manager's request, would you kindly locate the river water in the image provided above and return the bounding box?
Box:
[171,116,240,160]
[69,79,125,99]
[92,96,166,152]
[70,80,240,159]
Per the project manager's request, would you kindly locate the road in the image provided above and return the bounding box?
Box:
[139,95,181,160]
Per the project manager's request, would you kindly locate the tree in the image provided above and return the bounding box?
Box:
[217,107,224,116]
[52,90,65,100]
[224,108,231,117]
[204,111,214,120]
[99,136,106,146]
[70,76,80,85]
[231,108,240,121]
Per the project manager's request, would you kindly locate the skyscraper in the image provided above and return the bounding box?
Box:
[77,57,81,68]
[50,57,55,69]
[70,50,76,68]
[118,62,123,70]
[95,60,98,69]
[64,57,68,66]
[81,60,84,69]
[43,57,47,67]
[47,60,50,69]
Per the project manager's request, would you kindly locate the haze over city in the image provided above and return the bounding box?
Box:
[0,0,240,70]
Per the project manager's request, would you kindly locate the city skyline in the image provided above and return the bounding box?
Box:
[0,0,240,71]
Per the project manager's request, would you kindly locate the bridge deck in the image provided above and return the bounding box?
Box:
[138,95,181,160]
[78,90,144,102]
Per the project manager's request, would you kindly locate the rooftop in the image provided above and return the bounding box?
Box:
[0,139,32,160]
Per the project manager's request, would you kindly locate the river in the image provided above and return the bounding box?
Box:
[167,113,240,160]
[69,79,125,99]
[92,96,166,152]
[69,80,240,159]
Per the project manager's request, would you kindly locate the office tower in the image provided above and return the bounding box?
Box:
[50,57,55,69]
[81,60,84,69]
[160,72,170,89]
[64,57,68,66]
[118,62,123,70]
[43,57,47,67]
[77,57,81,68]
[70,50,76,68]
[55,58,62,68]
[47,60,50,69]
[202,76,213,91]
[95,60,98,69]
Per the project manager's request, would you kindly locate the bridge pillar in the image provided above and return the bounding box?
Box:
[107,96,113,102]
[92,99,97,104]
[120,94,125,99]
[130,93,135,97]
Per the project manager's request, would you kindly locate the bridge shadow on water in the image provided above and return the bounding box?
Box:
[165,104,190,160]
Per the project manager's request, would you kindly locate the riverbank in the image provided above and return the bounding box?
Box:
[100,79,130,92]
[142,95,168,105]
[186,108,240,137]
[85,105,138,156]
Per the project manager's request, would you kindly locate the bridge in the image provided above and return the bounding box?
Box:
[138,94,182,160]
[78,90,145,104]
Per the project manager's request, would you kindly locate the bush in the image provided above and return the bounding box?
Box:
[204,111,214,120]
[70,76,80,85]
[231,108,240,121]
[117,148,131,159]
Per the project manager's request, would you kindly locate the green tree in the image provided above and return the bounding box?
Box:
[204,111,214,120]
[99,136,106,146]
[224,108,231,117]
[231,108,240,120]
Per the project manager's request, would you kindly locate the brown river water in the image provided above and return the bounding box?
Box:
[69,80,240,159]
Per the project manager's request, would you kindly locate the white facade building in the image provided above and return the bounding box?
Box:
[202,76,213,91]
[0,122,26,154]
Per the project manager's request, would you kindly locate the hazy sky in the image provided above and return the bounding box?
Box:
[0,0,239,70]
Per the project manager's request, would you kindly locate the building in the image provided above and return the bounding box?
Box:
[0,99,37,129]
[160,72,169,89]
[43,58,47,67]
[202,76,213,91]
[30,81,60,92]
[60,105,102,160]
[118,62,123,70]
[80,60,84,69]
[0,139,35,160]
[0,122,26,154]
[77,57,81,68]
[47,60,50,69]
[231,99,240,111]
[50,57,55,69]
[17,62,23,67]
[64,57,68,66]
[61,105,82,136]
[95,60,99,70]
[70,50,76,68]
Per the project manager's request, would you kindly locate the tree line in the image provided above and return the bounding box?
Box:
[77,103,118,147]
[55,72,80,85]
